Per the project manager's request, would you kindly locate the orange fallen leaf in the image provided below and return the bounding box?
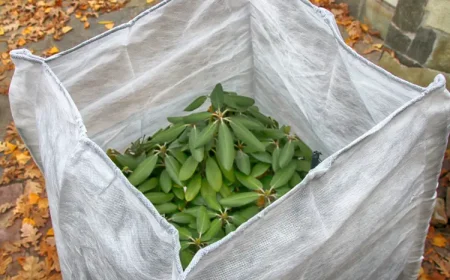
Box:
[0,141,17,154]
[105,23,115,30]
[84,21,90,29]
[24,165,42,179]
[38,197,48,210]
[17,38,27,47]
[16,151,31,166]
[47,228,54,236]
[147,0,155,3]
[361,23,369,32]
[15,256,46,279]
[23,217,36,226]
[432,234,447,248]
[345,37,356,48]
[98,20,114,24]
[29,193,40,205]
[25,180,43,195]
[62,26,73,34]
[0,202,13,213]
[44,46,60,56]
[2,241,21,254]
[0,27,5,36]
[0,255,12,275]
[20,223,42,248]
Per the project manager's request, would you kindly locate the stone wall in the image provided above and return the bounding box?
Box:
[339,0,450,73]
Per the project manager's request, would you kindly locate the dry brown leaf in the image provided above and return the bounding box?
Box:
[20,224,42,249]
[345,37,356,48]
[16,151,31,166]
[432,234,447,248]
[24,166,42,179]
[38,198,48,210]
[25,180,44,195]
[0,141,17,154]
[62,26,73,34]
[0,255,12,275]
[0,27,4,36]
[13,194,32,218]
[23,217,36,226]
[0,202,13,213]
[2,241,22,254]
[84,21,90,29]
[147,0,155,3]
[15,256,46,280]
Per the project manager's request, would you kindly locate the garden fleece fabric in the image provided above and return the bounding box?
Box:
[8,0,450,279]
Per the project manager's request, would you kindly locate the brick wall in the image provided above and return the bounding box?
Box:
[340,0,450,73]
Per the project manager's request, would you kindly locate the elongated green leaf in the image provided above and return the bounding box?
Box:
[189,126,204,162]
[231,115,264,130]
[201,179,222,212]
[229,118,265,152]
[180,250,194,269]
[247,106,273,126]
[236,150,251,175]
[184,95,208,111]
[185,174,202,202]
[279,140,295,168]
[177,127,191,143]
[179,156,199,181]
[289,172,302,188]
[173,187,185,200]
[137,177,158,193]
[261,129,286,139]
[225,223,236,234]
[276,186,291,198]
[155,203,178,214]
[195,121,219,149]
[197,206,211,235]
[219,184,232,198]
[272,147,280,172]
[201,219,222,241]
[182,112,212,124]
[210,83,224,110]
[167,116,184,124]
[206,157,222,192]
[235,171,263,191]
[192,195,206,206]
[115,154,139,170]
[188,221,197,230]
[165,156,183,185]
[180,241,190,250]
[297,139,313,161]
[170,149,188,164]
[260,175,273,190]
[219,192,260,208]
[150,124,186,144]
[270,161,297,189]
[250,163,270,178]
[239,205,260,220]
[217,121,235,171]
[230,213,248,227]
[128,154,158,186]
[170,212,195,224]
[145,192,174,205]
[160,170,172,193]
[218,159,235,183]
[183,207,217,219]
[250,152,272,163]
[223,95,255,110]
[296,159,311,172]
[177,227,193,240]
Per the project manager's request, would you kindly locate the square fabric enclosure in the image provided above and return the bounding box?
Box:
[9,0,450,279]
